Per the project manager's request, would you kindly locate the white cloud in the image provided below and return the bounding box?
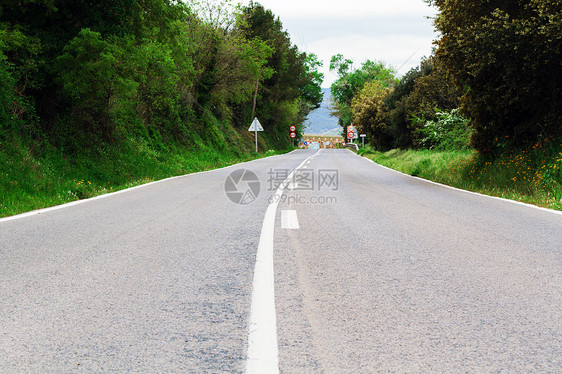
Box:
[249,0,435,19]
[309,33,435,86]
[239,0,439,86]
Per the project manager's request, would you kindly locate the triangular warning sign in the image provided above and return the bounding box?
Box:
[248,117,264,131]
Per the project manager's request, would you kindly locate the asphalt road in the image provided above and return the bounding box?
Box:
[1,149,561,372]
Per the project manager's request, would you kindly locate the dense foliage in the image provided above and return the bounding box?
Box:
[237,2,323,148]
[0,0,324,216]
[331,0,561,157]
[350,80,393,149]
[415,109,473,151]
[330,55,464,151]
[0,0,323,153]
[329,55,396,130]
[428,0,562,154]
[329,0,561,209]
[384,57,461,149]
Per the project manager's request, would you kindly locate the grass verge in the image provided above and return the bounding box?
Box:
[0,136,291,218]
[358,144,562,211]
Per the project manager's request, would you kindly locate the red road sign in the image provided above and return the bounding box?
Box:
[347,125,354,133]
[289,125,296,132]
[290,132,296,138]
[348,131,355,139]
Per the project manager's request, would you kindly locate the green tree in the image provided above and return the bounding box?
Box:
[0,0,319,156]
[237,2,321,148]
[329,55,396,131]
[382,58,434,148]
[54,30,138,147]
[301,53,324,110]
[428,0,562,154]
[0,29,41,135]
[0,49,16,133]
[0,0,188,134]
[185,3,274,128]
[351,80,393,149]
[403,57,460,147]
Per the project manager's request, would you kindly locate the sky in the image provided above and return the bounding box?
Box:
[240,0,439,87]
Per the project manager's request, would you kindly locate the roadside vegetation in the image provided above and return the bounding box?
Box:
[0,0,323,217]
[359,145,562,211]
[0,133,291,217]
[333,0,561,210]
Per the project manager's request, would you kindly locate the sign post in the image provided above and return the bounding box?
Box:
[360,134,366,148]
[248,117,264,152]
[289,125,296,147]
[347,125,355,143]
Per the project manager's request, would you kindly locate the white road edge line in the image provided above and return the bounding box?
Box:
[280,210,300,229]
[245,149,320,374]
[353,151,562,216]
[0,150,301,224]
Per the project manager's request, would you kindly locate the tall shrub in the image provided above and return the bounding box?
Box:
[429,0,562,154]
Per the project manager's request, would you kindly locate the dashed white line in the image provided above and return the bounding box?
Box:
[281,210,300,229]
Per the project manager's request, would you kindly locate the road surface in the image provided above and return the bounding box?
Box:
[1,149,560,372]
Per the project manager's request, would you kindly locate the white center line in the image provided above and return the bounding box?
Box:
[245,150,319,374]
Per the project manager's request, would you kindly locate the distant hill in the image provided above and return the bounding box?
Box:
[304,88,341,135]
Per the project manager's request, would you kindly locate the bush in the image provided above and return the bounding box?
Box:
[54,29,139,146]
[0,51,15,131]
[430,0,562,154]
[416,109,472,151]
[351,80,393,149]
